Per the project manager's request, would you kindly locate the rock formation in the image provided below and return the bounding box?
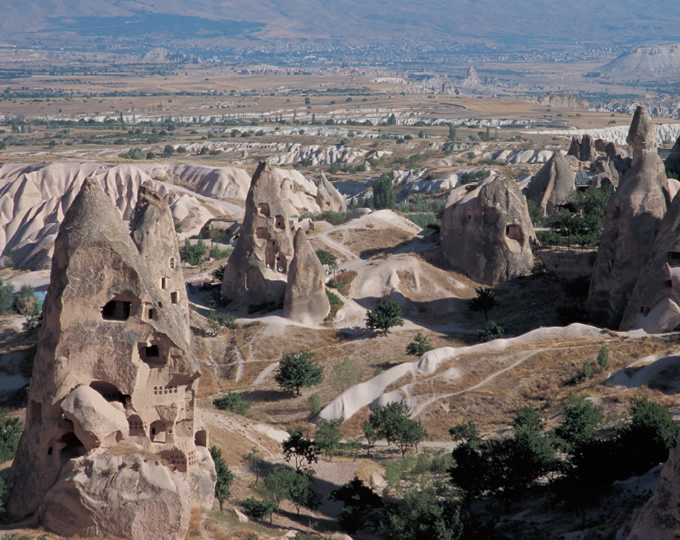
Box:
[441,178,536,287]
[525,152,576,215]
[665,134,680,177]
[567,134,597,162]
[620,191,680,332]
[7,178,215,540]
[587,106,672,328]
[627,433,680,539]
[283,228,330,323]
[316,172,347,212]
[221,162,295,308]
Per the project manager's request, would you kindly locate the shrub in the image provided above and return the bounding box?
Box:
[307,392,321,415]
[325,290,344,321]
[213,392,251,415]
[315,249,338,272]
[327,270,358,296]
[309,211,346,225]
[182,239,207,265]
[0,412,23,463]
[242,497,275,522]
[467,287,498,320]
[14,284,39,316]
[597,344,609,371]
[207,311,235,336]
[0,279,14,314]
[209,246,233,260]
[477,321,504,343]
[406,332,433,356]
[404,213,438,229]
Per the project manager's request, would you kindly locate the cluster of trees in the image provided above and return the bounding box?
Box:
[536,185,614,246]
[450,395,677,512]
[363,401,427,457]
[0,412,23,513]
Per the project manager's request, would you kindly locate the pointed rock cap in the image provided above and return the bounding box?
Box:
[627,106,656,151]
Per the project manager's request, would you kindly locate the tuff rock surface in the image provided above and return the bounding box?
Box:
[222,162,295,308]
[316,172,347,213]
[7,178,215,539]
[567,134,597,162]
[587,106,671,328]
[283,228,330,323]
[620,188,680,332]
[525,152,576,215]
[441,178,536,287]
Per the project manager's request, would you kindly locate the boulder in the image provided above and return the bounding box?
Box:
[61,386,129,451]
[221,162,295,308]
[41,450,191,540]
[283,229,330,323]
[587,106,672,328]
[7,178,214,538]
[525,152,576,215]
[441,178,536,287]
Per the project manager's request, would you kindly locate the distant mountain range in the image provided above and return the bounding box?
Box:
[2,1,680,53]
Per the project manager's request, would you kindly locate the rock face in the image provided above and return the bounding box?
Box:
[316,172,347,212]
[627,433,680,539]
[441,178,536,287]
[222,162,295,308]
[567,134,597,162]
[283,228,330,323]
[7,178,215,540]
[620,191,680,332]
[587,106,671,328]
[525,152,576,215]
[665,134,680,177]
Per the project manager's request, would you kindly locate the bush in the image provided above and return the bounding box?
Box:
[315,249,338,272]
[14,284,39,316]
[327,270,358,296]
[207,311,235,336]
[406,332,433,356]
[315,418,343,459]
[307,392,321,415]
[0,412,23,462]
[0,279,14,314]
[597,344,609,371]
[459,169,488,184]
[213,392,251,415]
[182,239,207,265]
[467,287,497,321]
[477,321,504,343]
[211,264,226,282]
[365,296,404,335]
[242,497,275,522]
[209,246,233,260]
[309,211,346,225]
[404,213,438,229]
[325,290,344,321]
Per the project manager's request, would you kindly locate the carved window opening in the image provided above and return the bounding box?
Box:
[257,203,270,217]
[161,277,168,290]
[137,342,166,366]
[666,280,673,288]
[640,306,650,315]
[150,420,166,443]
[265,243,276,269]
[47,446,53,456]
[171,291,179,304]
[276,254,288,273]
[195,430,207,448]
[101,299,131,321]
[59,432,86,461]
[668,252,680,267]
[169,257,176,270]
[28,400,41,426]
[128,415,145,436]
[505,224,522,241]
[90,381,127,406]
[275,215,285,229]
[148,308,155,320]
[255,227,269,240]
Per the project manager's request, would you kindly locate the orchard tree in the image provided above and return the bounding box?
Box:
[366,296,404,335]
[275,350,323,396]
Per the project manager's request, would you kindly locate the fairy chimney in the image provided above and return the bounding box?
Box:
[7,178,214,540]
[221,162,295,308]
[525,152,576,215]
[284,228,330,323]
[587,106,671,328]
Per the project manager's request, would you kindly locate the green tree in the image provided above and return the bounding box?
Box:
[467,287,497,321]
[597,344,609,371]
[331,357,357,393]
[182,239,207,266]
[477,321,504,343]
[261,466,294,511]
[274,350,324,396]
[242,497,275,522]
[618,396,677,475]
[406,332,433,356]
[372,173,395,210]
[211,263,226,282]
[286,471,321,515]
[554,394,602,453]
[382,486,463,540]
[582,360,593,378]
[368,402,426,457]
[330,477,383,534]
[206,311,236,336]
[526,199,544,225]
[162,144,175,157]
[315,249,338,273]
[315,418,343,460]
[0,278,15,315]
[447,124,457,141]
[210,445,235,511]
[213,392,250,415]
[366,296,404,335]
[282,430,320,473]
[449,422,488,501]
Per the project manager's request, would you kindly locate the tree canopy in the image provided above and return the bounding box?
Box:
[274,350,324,395]
[366,296,404,335]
